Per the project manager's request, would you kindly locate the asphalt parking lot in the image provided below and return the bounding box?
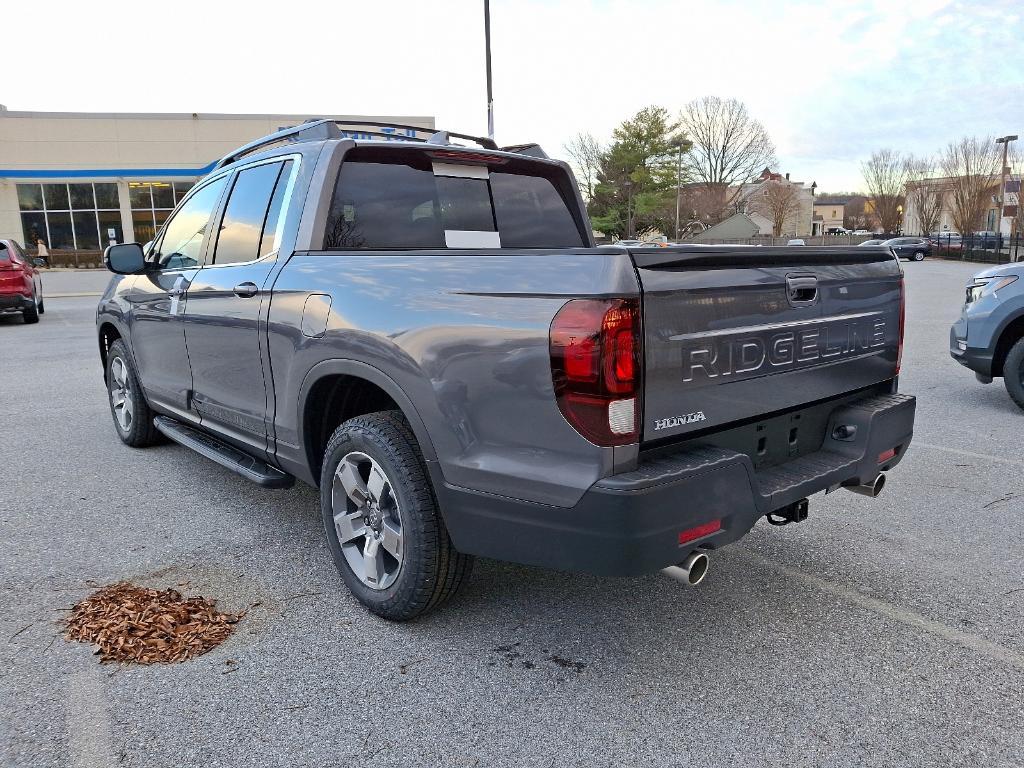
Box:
[2,259,1022,768]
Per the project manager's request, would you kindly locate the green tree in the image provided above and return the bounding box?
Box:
[588,107,688,239]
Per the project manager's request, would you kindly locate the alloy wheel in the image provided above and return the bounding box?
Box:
[109,357,134,433]
[331,451,404,590]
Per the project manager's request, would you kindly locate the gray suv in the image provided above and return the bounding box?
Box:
[950,262,1024,408]
[96,120,915,620]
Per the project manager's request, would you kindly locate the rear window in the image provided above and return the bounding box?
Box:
[324,148,585,250]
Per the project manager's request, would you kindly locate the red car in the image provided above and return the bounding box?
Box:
[0,239,45,323]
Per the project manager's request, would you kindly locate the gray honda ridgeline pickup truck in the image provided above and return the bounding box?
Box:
[97,120,916,620]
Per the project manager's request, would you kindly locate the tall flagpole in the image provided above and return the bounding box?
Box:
[484,0,494,141]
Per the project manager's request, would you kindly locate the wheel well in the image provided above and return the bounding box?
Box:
[98,323,122,369]
[304,375,400,482]
[992,316,1024,378]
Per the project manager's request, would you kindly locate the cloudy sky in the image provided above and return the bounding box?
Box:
[5,0,1022,192]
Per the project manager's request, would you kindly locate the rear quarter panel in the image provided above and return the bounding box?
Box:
[267,249,640,506]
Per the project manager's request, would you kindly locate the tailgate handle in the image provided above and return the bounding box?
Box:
[786,275,818,306]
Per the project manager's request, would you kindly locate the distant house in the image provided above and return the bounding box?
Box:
[690,213,762,241]
[812,195,852,235]
[733,168,815,237]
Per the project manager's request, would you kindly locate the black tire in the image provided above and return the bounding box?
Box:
[105,339,161,447]
[22,289,39,324]
[320,410,473,621]
[912,251,926,261]
[1003,337,1024,412]
[37,290,44,314]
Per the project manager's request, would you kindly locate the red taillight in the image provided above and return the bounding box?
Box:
[878,448,897,463]
[550,298,642,446]
[678,519,721,546]
[896,276,905,375]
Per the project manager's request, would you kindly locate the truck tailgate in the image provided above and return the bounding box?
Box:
[632,246,902,442]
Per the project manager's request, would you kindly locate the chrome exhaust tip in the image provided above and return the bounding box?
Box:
[662,551,710,587]
[843,472,886,498]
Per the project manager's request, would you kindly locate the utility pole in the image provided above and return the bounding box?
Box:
[996,135,1017,252]
[674,141,684,241]
[484,0,494,141]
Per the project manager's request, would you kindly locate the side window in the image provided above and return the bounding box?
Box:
[213,160,292,265]
[150,177,227,270]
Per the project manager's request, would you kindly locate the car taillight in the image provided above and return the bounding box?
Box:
[550,298,641,446]
[896,276,905,375]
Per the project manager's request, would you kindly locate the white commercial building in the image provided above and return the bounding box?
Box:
[0,108,435,258]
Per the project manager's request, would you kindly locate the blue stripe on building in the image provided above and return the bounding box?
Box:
[0,162,218,179]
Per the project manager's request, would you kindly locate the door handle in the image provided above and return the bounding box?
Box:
[233,282,259,298]
[786,275,818,306]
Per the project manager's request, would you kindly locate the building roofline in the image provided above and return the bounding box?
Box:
[0,109,436,125]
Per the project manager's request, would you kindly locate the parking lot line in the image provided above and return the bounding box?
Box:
[67,668,115,768]
[912,441,1024,468]
[742,551,1024,672]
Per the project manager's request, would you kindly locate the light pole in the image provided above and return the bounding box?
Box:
[484,0,494,141]
[674,140,684,241]
[996,135,1017,248]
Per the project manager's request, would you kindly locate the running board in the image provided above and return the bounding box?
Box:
[153,416,294,489]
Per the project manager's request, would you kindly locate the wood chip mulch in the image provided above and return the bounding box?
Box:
[65,582,240,664]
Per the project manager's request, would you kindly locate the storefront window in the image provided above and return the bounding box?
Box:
[16,183,123,252]
[128,181,196,243]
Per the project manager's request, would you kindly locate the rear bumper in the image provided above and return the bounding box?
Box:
[0,293,33,313]
[441,393,916,576]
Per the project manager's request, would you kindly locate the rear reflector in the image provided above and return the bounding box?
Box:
[678,519,722,546]
[877,448,897,463]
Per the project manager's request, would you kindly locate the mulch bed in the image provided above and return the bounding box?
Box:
[65,582,240,664]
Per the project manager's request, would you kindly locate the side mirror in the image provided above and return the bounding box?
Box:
[32,258,46,267]
[104,243,146,275]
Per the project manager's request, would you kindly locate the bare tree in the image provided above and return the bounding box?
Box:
[861,149,907,234]
[940,136,1001,236]
[838,194,872,231]
[904,155,944,235]
[562,132,602,200]
[749,180,802,236]
[678,96,777,218]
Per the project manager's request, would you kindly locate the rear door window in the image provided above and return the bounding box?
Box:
[324,148,584,250]
[213,160,292,265]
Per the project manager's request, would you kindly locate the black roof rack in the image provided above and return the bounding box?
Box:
[214,119,499,170]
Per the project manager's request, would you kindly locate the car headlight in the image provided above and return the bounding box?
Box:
[966,275,1018,304]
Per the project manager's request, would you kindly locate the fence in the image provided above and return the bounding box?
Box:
[35,249,105,269]
[918,232,1023,265]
